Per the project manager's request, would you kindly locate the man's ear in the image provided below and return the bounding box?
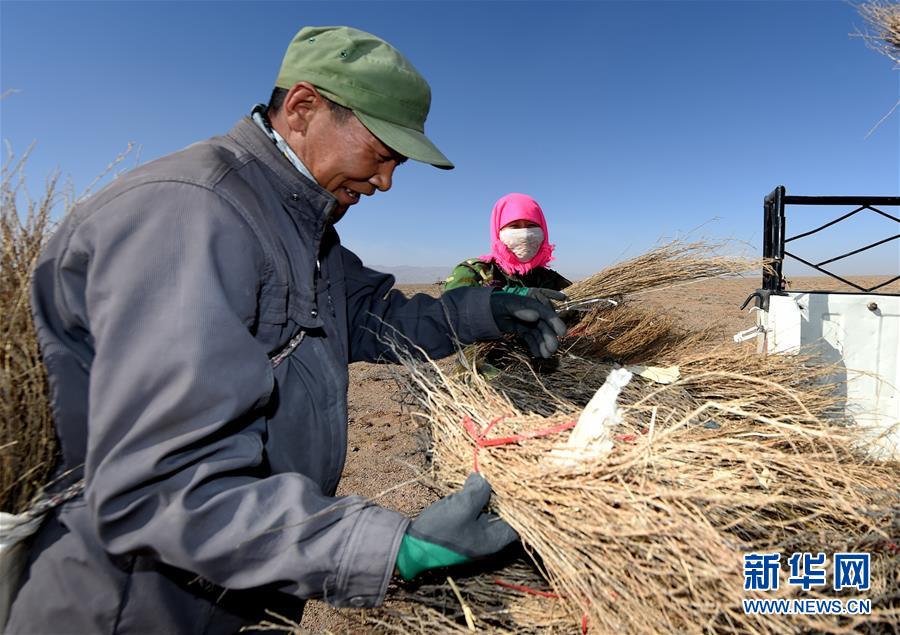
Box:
[282,82,322,136]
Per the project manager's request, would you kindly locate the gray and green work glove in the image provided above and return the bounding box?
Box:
[396,473,518,581]
[500,286,568,308]
[490,291,568,358]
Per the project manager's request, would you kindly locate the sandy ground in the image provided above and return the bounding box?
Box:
[298,275,898,633]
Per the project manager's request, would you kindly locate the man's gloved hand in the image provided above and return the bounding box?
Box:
[490,292,568,358]
[500,286,568,308]
[396,473,518,581]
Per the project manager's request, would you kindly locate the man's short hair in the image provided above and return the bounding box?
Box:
[266,87,353,122]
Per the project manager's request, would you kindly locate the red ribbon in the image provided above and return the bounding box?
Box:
[493,578,561,599]
[493,578,590,633]
[461,415,577,471]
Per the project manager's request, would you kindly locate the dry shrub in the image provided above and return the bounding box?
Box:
[367,234,898,633]
[373,560,579,633]
[856,0,900,64]
[854,0,900,138]
[374,337,898,633]
[1,144,61,513]
[564,240,755,304]
[1,139,131,513]
[564,302,686,364]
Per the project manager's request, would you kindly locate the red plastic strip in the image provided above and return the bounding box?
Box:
[479,420,579,447]
[493,579,589,633]
[461,416,577,471]
[493,578,561,599]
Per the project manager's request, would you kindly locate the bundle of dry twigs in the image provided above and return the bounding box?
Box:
[855,0,900,64]
[1,138,131,514]
[563,239,754,304]
[377,342,898,633]
[371,560,580,634]
[1,145,60,514]
[369,242,899,634]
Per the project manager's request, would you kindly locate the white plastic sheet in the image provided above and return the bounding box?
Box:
[0,512,43,629]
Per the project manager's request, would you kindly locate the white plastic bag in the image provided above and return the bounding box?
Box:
[548,368,633,466]
[0,511,43,629]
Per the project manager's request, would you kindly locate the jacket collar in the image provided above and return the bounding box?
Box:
[250,105,315,183]
[227,116,338,226]
[227,116,341,330]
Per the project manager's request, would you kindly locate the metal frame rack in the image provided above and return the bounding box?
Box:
[762,185,900,294]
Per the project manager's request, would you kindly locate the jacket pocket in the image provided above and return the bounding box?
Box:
[257,280,287,326]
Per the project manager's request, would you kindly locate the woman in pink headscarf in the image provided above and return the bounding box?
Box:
[444,193,571,295]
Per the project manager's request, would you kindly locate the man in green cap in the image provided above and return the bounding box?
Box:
[8,26,566,633]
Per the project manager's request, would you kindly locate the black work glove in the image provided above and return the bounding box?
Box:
[490,292,568,358]
[527,287,567,307]
[500,286,568,308]
[395,473,518,581]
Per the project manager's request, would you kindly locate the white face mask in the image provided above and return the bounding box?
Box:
[499,226,545,262]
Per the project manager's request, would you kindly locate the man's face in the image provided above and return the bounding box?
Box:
[300,105,406,222]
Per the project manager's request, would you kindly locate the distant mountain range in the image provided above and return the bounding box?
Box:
[369,264,452,284]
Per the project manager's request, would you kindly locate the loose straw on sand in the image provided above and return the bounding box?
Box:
[378,343,898,633]
[368,240,899,634]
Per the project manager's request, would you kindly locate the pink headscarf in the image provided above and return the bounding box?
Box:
[481,193,555,276]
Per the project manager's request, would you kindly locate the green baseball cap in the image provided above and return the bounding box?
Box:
[276,26,453,169]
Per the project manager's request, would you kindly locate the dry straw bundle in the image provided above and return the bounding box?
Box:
[380,345,899,633]
[1,144,59,514]
[456,238,756,387]
[855,0,900,64]
[564,303,686,364]
[1,138,131,514]
[854,0,900,138]
[371,243,899,634]
[371,560,580,634]
[563,239,753,304]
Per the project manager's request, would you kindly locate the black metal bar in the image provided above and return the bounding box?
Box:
[777,188,786,266]
[763,186,898,294]
[783,195,900,206]
[762,187,785,292]
[762,190,773,290]
[869,205,900,224]
[867,275,900,293]
[785,205,866,243]
[816,234,900,267]
[783,250,868,292]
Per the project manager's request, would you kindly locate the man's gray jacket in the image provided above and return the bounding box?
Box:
[8,117,500,633]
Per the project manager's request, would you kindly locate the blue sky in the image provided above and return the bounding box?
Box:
[2,0,898,279]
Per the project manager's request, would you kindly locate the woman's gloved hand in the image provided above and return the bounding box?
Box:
[490,292,567,358]
[500,286,568,308]
[396,473,518,581]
